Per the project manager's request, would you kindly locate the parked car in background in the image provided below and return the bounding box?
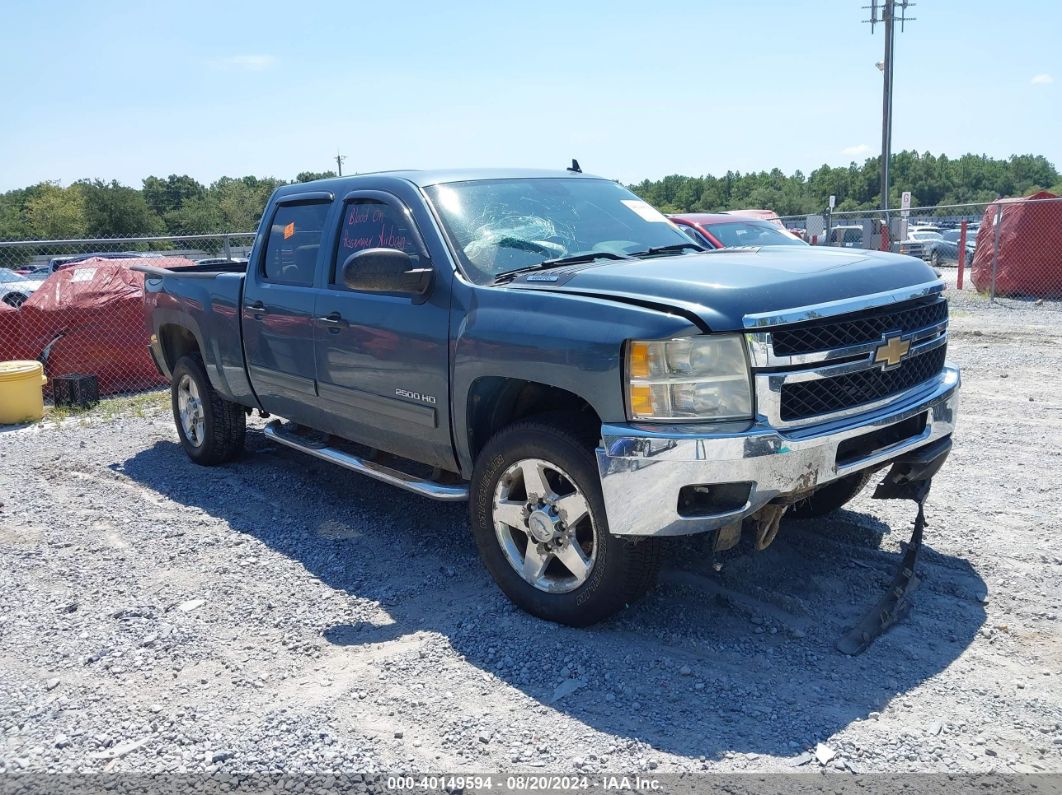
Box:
[722,209,785,228]
[942,226,979,243]
[46,251,164,272]
[827,225,866,248]
[897,239,926,259]
[902,228,946,262]
[0,267,46,307]
[923,237,975,267]
[669,213,807,249]
[195,257,249,268]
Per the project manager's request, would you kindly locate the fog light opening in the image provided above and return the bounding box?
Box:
[677,482,753,518]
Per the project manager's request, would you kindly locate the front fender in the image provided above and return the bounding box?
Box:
[449,284,701,475]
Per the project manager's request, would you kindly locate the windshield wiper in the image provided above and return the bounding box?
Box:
[493,251,630,284]
[627,242,705,257]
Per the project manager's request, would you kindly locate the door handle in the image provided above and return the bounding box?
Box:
[318,312,349,330]
[249,301,268,320]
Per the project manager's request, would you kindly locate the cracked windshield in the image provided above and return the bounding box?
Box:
[426,178,699,283]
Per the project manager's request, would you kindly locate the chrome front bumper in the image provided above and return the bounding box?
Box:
[596,365,959,537]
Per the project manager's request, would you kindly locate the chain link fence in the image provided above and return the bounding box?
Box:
[0,233,254,403]
[1,197,1060,407]
[779,195,1062,311]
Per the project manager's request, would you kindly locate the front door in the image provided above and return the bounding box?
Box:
[242,196,332,422]
[313,191,454,470]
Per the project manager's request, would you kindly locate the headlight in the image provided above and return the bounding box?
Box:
[626,335,752,421]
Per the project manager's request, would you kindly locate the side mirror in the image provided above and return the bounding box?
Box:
[341,248,433,301]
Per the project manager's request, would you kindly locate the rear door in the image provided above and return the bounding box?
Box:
[242,192,334,422]
[312,189,455,470]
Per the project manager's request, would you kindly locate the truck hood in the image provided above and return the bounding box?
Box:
[506,247,940,331]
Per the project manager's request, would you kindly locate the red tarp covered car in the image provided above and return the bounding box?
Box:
[971,191,1062,298]
[19,257,196,395]
[0,302,26,361]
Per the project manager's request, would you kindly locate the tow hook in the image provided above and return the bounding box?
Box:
[837,436,952,655]
[750,491,812,552]
[752,504,787,551]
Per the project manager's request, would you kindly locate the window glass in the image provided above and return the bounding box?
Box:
[424,178,695,284]
[704,221,807,248]
[334,200,419,283]
[262,202,331,285]
[679,226,715,249]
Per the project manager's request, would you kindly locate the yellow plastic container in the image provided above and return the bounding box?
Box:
[0,360,48,424]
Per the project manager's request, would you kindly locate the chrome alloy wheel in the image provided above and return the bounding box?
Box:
[176,374,206,448]
[492,458,597,593]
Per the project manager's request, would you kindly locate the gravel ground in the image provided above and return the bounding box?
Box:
[1,291,1060,777]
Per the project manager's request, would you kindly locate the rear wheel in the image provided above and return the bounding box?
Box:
[3,292,27,308]
[171,354,245,465]
[469,418,660,626]
[787,470,873,520]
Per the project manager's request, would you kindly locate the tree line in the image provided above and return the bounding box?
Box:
[630,151,1060,216]
[0,152,1058,241]
[0,171,337,241]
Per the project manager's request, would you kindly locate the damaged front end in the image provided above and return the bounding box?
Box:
[836,435,952,654]
[709,436,953,654]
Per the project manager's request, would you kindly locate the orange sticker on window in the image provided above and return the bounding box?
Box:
[283,221,295,240]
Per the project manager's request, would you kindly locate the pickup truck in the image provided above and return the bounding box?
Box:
[137,168,959,627]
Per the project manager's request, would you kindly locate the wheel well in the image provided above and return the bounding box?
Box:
[158,324,201,372]
[467,378,602,461]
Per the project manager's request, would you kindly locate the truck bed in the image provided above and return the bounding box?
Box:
[135,263,254,406]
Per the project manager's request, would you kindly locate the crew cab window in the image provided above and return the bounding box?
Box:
[333,199,419,284]
[262,201,331,285]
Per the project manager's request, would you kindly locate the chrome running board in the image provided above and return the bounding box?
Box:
[263,420,469,502]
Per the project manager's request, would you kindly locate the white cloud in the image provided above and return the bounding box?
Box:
[842,144,872,156]
[216,55,276,71]
[1031,73,1054,85]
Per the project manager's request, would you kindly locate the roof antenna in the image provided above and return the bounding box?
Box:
[567,158,582,173]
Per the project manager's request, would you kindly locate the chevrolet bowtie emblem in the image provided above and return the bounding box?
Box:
[874,334,911,369]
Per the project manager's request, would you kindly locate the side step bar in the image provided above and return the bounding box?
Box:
[262,420,469,502]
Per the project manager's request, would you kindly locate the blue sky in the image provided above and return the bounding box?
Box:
[0,0,1058,191]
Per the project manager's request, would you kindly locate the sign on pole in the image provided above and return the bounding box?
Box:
[828,195,836,210]
[901,191,911,218]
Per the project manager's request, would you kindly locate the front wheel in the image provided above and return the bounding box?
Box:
[469,418,660,626]
[170,354,245,465]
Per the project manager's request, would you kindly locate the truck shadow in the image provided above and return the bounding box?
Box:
[118,431,986,762]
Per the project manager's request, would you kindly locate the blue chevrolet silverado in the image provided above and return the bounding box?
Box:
[137,168,959,628]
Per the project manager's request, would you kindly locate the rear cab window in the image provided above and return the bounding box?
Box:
[261,202,332,285]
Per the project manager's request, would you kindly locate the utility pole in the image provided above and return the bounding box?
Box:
[865,1,914,236]
[335,150,347,177]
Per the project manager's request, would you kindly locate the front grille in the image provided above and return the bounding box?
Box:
[779,344,947,422]
[771,298,947,356]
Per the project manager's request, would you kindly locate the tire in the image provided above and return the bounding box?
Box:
[469,416,660,626]
[930,250,941,268]
[3,293,27,308]
[786,470,874,520]
[170,354,245,466]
